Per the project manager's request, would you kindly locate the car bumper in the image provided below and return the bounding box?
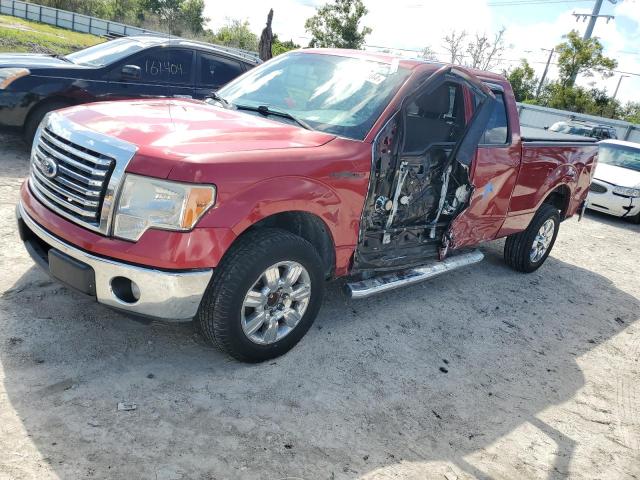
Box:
[587,181,640,218]
[16,201,213,321]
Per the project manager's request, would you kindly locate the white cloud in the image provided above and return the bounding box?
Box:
[202,0,640,105]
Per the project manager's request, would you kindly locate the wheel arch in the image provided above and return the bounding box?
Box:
[23,96,74,132]
[236,211,337,279]
[541,183,572,220]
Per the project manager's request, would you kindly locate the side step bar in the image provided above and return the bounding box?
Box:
[345,249,484,299]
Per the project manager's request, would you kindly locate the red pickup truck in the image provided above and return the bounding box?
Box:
[17,49,597,362]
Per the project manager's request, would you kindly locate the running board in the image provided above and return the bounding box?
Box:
[345,249,484,299]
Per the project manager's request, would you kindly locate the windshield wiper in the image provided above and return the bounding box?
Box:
[235,104,313,131]
[207,91,232,109]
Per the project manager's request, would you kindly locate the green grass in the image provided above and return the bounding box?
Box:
[0,14,103,55]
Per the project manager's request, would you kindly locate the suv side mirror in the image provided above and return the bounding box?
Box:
[121,65,141,81]
[543,125,549,130]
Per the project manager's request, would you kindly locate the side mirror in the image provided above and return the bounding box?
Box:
[121,64,141,81]
[543,126,549,130]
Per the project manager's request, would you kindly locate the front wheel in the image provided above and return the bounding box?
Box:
[197,228,324,362]
[504,203,560,273]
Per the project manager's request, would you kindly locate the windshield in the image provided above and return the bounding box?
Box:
[217,52,411,140]
[599,144,640,172]
[66,38,146,67]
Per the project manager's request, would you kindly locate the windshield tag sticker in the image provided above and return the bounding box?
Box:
[367,72,386,85]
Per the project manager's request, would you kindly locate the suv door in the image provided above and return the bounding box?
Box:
[106,47,171,100]
[162,48,195,98]
[195,52,245,99]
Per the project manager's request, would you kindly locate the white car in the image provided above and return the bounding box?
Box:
[587,139,640,224]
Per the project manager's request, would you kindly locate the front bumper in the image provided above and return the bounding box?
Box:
[587,180,640,218]
[17,201,213,321]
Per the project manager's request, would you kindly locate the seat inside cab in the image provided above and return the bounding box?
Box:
[404,83,465,152]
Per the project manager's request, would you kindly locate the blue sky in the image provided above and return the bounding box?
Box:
[205,0,640,104]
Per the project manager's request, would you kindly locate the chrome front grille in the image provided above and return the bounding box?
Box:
[29,112,138,235]
[31,128,115,226]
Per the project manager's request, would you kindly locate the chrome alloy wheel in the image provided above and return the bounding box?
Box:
[241,261,312,345]
[530,218,555,263]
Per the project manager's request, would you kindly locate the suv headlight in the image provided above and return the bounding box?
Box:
[113,174,216,241]
[613,186,640,198]
[0,68,30,89]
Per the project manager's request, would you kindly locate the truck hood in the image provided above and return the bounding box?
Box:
[0,53,88,69]
[594,163,640,188]
[61,99,336,162]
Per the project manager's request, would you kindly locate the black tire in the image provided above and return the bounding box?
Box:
[197,228,325,362]
[629,212,640,225]
[504,203,560,273]
[23,100,70,147]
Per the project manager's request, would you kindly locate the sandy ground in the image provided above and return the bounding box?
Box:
[0,130,639,480]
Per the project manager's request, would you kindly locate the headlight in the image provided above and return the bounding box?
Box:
[0,68,29,89]
[613,186,640,198]
[113,174,216,241]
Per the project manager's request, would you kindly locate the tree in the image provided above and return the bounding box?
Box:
[555,30,617,87]
[142,0,183,28]
[304,0,372,49]
[621,102,640,124]
[466,28,505,71]
[210,19,258,51]
[442,30,466,64]
[421,46,437,61]
[180,0,207,34]
[272,34,300,56]
[505,59,538,102]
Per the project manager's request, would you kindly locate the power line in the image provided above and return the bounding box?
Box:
[488,0,593,5]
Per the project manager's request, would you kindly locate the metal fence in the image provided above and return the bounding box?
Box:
[517,103,640,143]
[0,0,260,61]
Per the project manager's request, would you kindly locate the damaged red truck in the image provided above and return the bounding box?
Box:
[17,49,598,361]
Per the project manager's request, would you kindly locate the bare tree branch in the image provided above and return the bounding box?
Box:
[442,30,467,65]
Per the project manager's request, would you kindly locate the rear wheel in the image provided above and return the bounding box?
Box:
[23,100,70,147]
[504,203,560,273]
[197,228,324,362]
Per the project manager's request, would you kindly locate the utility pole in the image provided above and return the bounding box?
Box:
[536,48,554,98]
[612,74,629,100]
[572,0,615,41]
[569,0,616,85]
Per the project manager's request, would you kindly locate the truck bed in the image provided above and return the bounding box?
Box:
[520,126,598,143]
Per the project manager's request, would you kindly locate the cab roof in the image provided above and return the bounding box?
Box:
[123,35,261,64]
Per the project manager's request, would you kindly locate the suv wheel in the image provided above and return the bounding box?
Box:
[197,228,324,362]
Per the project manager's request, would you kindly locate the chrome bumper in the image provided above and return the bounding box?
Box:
[18,201,213,321]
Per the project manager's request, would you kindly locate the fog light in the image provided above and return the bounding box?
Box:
[110,276,141,304]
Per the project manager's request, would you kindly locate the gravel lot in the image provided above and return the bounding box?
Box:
[1,130,639,480]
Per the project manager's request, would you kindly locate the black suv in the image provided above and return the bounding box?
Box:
[548,121,618,140]
[0,36,260,142]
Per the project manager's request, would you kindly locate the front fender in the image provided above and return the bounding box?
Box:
[197,175,351,247]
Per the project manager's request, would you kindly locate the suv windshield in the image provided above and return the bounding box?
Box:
[216,52,411,140]
[66,38,146,67]
[599,143,640,172]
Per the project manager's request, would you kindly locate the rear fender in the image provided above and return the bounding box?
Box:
[449,164,576,250]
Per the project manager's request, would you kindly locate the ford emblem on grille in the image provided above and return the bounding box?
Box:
[39,156,58,178]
